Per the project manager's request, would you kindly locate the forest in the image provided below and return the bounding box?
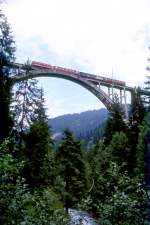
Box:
[0,7,148,225]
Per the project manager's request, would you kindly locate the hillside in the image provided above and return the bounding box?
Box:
[49,108,108,144]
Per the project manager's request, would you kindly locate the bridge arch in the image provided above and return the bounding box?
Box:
[13,70,113,110]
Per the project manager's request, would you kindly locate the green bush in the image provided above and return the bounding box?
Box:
[96,164,147,225]
[0,140,68,225]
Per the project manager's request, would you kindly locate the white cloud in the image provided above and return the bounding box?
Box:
[2,0,150,117]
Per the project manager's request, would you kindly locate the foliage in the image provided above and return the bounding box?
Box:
[56,129,89,211]
[130,87,147,125]
[0,139,68,225]
[12,71,42,145]
[128,88,147,172]
[13,78,41,131]
[23,89,54,191]
[86,140,111,204]
[0,10,16,141]
[0,140,25,224]
[106,132,131,170]
[96,163,147,225]
[12,189,68,225]
[81,162,147,225]
[104,102,127,146]
[86,120,147,224]
[135,116,148,179]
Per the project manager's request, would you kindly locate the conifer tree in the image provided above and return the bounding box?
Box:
[106,132,131,171]
[0,139,68,225]
[128,88,147,172]
[56,129,89,212]
[23,89,54,191]
[104,101,127,146]
[12,72,42,145]
[0,10,15,141]
[135,117,148,176]
[87,141,111,209]
[130,87,146,125]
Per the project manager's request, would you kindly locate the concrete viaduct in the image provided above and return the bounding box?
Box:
[11,61,150,119]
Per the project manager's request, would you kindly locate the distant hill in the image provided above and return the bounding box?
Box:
[48,108,108,145]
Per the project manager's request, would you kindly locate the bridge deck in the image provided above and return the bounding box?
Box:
[11,62,150,97]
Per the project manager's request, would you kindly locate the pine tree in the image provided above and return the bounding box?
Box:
[12,69,42,145]
[0,10,15,141]
[104,102,127,146]
[135,117,148,176]
[130,87,146,125]
[23,89,54,191]
[56,129,89,212]
[106,132,131,171]
[87,141,111,209]
[128,87,147,172]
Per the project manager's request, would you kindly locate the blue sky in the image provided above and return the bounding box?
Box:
[2,0,150,117]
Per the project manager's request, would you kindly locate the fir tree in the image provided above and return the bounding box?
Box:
[130,87,146,125]
[56,129,89,212]
[87,140,111,213]
[0,10,15,141]
[104,101,127,146]
[23,89,54,191]
[12,68,42,145]
[136,117,148,176]
[106,132,131,171]
[128,87,147,172]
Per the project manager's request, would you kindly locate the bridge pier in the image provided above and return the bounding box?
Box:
[124,88,128,120]
[120,89,123,105]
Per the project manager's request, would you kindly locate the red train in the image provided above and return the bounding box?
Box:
[32,61,125,87]
[32,61,80,76]
[100,76,126,87]
[80,72,126,87]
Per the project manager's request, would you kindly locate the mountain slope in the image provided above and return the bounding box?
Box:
[49,108,108,143]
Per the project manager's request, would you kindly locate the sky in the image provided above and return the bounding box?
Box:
[1,0,150,118]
